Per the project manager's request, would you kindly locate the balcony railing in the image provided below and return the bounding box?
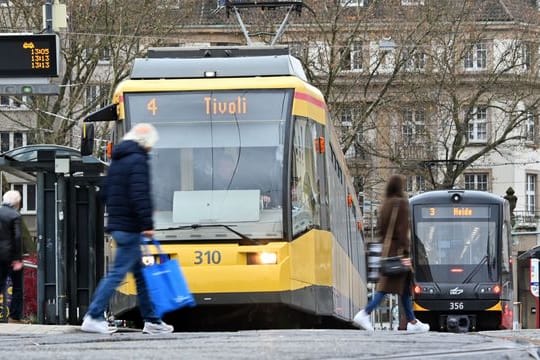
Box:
[395,142,432,160]
[513,210,539,231]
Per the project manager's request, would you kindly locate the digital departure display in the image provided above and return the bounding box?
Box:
[420,206,490,219]
[0,34,59,77]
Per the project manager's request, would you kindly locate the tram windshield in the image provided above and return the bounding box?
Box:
[124,89,291,240]
[413,205,499,283]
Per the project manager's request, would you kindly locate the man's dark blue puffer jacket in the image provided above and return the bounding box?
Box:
[103,140,153,233]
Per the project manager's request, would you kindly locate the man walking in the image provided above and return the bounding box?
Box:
[81,123,173,334]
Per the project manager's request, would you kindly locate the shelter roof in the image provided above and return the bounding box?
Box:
[0,145,106,177]
[3,144,81,162]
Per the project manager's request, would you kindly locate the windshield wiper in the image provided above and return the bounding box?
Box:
[462,254,488,284]
[156,224,259,244]
[463,227,495,283]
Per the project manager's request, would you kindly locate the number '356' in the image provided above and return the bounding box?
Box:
[449,302,464,310]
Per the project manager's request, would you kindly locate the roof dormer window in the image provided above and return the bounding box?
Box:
[401,0,425,5]
[340,0,367,7]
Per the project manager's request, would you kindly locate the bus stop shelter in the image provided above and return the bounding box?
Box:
[519,244,540,329]
[0,145,106,325]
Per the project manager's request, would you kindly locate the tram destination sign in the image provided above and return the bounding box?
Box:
[125,90,291,122]
[0,34,59,77]
[420,206,490,219]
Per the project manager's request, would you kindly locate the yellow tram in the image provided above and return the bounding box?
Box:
[85,47,367,329]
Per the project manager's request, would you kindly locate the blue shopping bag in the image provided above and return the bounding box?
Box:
[141,238,196,317]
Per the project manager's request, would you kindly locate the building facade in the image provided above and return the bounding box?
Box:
[169,1,540,230]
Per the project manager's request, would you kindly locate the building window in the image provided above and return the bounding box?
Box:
[85,84,110,110]
[467,106,487,143]
[99,85,111,108]
[351,41,363,70]
[157,0,181,8]
[524,110,536,143]
[11,184,36,214]
[518,42,531,71]
[13,132,22,148]
[340,107,355,127]
[85,85,98,107]
[403,48,426,71]
[0,131,27,152]
[406,176,413,192]
[377,47,394,68]
[349,143,367,160]
[402,108,425,144]
[339,46,351,70]
[401,0,424,5]
[0,133,9,153]
[340,0,367,6]
[340,42,363,71]
[0,95,29,109]
[464,173,488,191]
[407,175,426,193]
[464,42,487,70]
[98,47,111,63]
[526,174,537,215]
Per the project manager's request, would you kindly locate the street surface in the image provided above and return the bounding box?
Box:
[1,324,540,359]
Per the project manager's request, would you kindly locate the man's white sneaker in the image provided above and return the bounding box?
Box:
[353,309,374,331]
[81,315,117,334]
[406,319,430,333]
[143,321,174,334]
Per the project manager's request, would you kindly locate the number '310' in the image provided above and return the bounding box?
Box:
[194,250,221,264]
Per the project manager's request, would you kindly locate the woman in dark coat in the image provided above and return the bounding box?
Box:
[353,174,429,333]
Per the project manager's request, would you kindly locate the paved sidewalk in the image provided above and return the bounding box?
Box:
[0,323,141,335]
[0,323,80,335]
[2,322,540,345]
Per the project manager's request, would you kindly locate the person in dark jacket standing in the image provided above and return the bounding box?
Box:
[353,174,429,333]
[81,123,173,334]
[0,190,23,322]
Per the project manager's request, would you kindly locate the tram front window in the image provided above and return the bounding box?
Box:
[414,220,498,283]
[124,89,290,240]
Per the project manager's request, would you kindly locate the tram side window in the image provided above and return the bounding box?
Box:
[291,117,321,235]
[501,222,510,273]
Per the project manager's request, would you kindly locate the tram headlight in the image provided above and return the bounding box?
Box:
[451,193,462,203]
[247,252,278,265]
[478,284,501,295]
[414,284,438,295]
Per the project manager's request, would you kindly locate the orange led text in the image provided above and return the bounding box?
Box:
[204,96,247,115]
